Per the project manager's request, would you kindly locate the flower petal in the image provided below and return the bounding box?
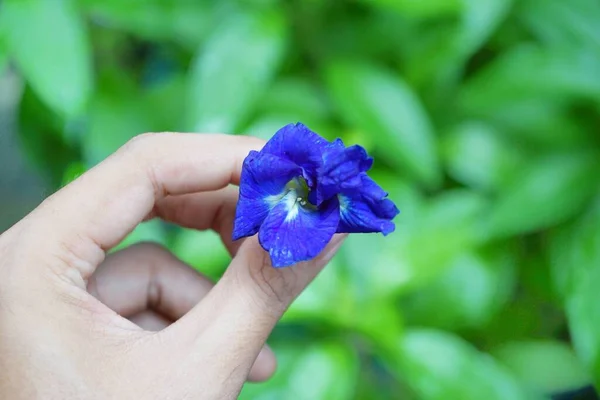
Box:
[337,174,400,235]
[313,139,373,205]
[261,122,328,188]
[232,151,302,240]
[258,192,340,267]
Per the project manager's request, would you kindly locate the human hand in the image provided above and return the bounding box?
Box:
[0,133,345,399]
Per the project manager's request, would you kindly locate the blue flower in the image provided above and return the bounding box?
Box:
[233,122,400,267]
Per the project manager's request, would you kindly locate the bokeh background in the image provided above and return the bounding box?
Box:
[1,0,600,399]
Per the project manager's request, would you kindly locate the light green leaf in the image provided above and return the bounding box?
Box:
[388,330,542,400]
[548,196,600,300]
[549,197,600,383]
[405,189,488,286]
[519,0,600,50]
[258,78,331,122]
[486,152,599,238]
[325,61,441,188]
[492,341,591,393]
[442,121,522,191]
[187,10,286,133]
[295,189,482,331]
[284,252,404,349]
[239,342,359,400]
[567,257,600,386]
[244,116,334,143]
[113,220,168,252]
[402,246,517,330]
[2,0,92,118]
[171,229,230,281]
[458,43,600,146]
[284,256,345,322]
[458,0,513,57]
[244,115,298,141]
[332,178,424,296]
[460,44,600,114]
[488,100,591,147]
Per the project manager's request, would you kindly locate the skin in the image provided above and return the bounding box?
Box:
[0,133,346,400]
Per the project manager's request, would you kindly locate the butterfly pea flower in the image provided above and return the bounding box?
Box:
[232,122,399,267]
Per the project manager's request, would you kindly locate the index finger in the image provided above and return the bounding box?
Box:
[31,133,264,279]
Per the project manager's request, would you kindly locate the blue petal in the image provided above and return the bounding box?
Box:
[261,122,328,189]
[313,139,373,205]
[258,192,340,267]
[232,151,302,240]
[337,174,400,235]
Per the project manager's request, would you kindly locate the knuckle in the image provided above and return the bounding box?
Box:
[120,132,161,157]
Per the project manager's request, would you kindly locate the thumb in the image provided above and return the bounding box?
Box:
[163,234,346,396]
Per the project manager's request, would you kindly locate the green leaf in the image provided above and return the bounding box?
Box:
[258,78,331,122]
[17,86,79,187]
[2,0,93,118]
[504,101,591,148]
[402,246,517,330]
[403,0,511,105]
[486,152,599,238]
[567,256,600,387]
[388,330,541,400]
[325,61,441,188]
[460,44,600,114]
[442,121,523,191]
[405,189,488,286]
[284,256,345,322]
[492,341,591,393]
[113,220,168,252]
[170,229,230,281]
[79,1,215,49]
[187,10,286,133]
[61,162,87,187]
[549,197,600,383]
[458,44,600,146]
[244,116,335,143]
[548,196,600,300]
[82,70,153,165]
[284,253,404,349]
[0,43,7,76]
[519,0,600,50]
[291,189,483,334]
[239,342,359,400]
[458,0,513,58]
[144,73,187,131]
[244,115,299,141]
[359,0,461,17]
[326,178,424,296]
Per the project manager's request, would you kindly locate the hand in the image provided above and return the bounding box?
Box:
[0,133,345,399]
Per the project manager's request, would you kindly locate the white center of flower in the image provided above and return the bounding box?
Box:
[265,176,318,222]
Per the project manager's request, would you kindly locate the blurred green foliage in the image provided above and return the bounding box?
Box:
[2,0,600,398]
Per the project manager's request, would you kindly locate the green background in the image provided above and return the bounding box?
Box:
[1,0,600,398]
